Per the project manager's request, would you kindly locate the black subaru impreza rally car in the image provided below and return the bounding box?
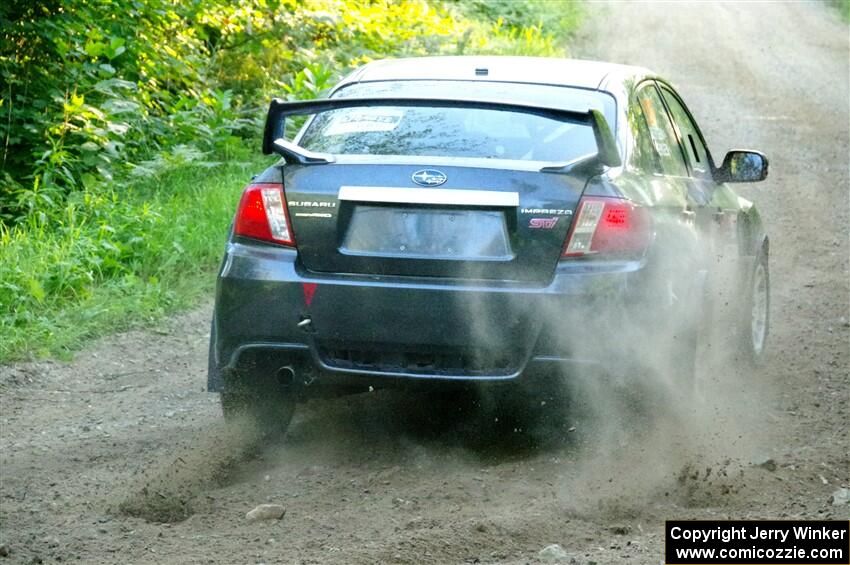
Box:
[208,56,769,434]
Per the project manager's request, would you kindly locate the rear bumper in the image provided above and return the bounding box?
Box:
[210,241,648,391]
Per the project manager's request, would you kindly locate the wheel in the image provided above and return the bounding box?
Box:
[477,372,572,441]
[207,317,222,392]
[210,318,296,437]
[740,251,770,365]
[220,366,297,438]
[220,380,296,438]
[638,270,701,395]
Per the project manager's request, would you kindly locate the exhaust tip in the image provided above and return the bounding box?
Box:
[277,365,295,386]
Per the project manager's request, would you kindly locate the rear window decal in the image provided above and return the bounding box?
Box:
[324,109,404,136]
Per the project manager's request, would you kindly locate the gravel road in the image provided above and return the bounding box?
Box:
[2,2,848,564]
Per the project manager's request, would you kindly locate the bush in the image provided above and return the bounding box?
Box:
[0,0,581,360]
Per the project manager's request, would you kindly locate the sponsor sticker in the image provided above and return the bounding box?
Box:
[324,109,403,135]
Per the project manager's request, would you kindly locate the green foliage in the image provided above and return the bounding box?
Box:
[0,0,577,222]
[453,0,583,37]
[827,0,850,22]
[0,0,581,361]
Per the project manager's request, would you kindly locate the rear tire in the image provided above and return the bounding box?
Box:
[739,251,770,366]
[210,320,296,437]
[641,273,702,396]
[478,373,572,442]
[220,380,296,438]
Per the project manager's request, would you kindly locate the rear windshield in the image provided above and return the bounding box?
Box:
[297,80,616,164]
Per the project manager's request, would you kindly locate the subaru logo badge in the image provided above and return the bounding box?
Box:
[412,169,447,187]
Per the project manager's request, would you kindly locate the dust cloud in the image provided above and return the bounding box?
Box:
[110,237,775,529]
[455,235,776,515]
[115,416,264,522]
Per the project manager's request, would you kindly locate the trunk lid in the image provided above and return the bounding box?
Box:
[284,162,586,283]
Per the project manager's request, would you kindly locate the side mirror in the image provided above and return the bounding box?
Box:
[715,150,768,183]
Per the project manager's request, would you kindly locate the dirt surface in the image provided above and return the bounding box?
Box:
[2,2,848,564]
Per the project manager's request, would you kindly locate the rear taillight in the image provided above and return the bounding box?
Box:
[233,182,295,246]
[562,196,650,258]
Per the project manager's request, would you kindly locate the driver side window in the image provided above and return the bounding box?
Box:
[659,85,713,181]
[634,84,688,177]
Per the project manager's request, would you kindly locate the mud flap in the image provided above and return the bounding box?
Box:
[207,317,223,392]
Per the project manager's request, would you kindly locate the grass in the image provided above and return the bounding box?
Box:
[0,156,269,361]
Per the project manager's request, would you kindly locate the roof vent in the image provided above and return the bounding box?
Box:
[474,68,488,76]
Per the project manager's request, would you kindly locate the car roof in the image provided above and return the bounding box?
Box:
[342,56,652,91]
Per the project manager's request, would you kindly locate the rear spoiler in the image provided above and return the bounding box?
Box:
[262,96,622,168]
